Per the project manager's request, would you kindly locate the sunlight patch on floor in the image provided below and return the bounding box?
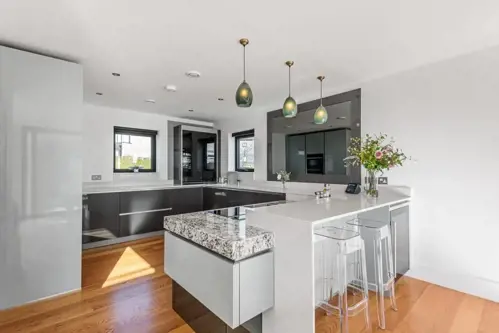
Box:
[102,246,156,288]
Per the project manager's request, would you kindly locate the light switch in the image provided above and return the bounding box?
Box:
[378,177,388,185]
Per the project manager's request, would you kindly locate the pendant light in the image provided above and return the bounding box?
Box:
[282,61,298,118]
[235,38,253,107]
[314,76,328,124]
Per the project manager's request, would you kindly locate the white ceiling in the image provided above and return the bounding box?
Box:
[1,0,499,121]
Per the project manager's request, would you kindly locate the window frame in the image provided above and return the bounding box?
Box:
[113,126,158,173]
[233,129,255,172]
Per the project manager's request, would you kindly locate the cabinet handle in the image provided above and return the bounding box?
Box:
[119,207,173,216]
[214,192,227,197]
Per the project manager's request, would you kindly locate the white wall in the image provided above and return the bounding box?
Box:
[83,104,213,183]
[361,45,499,301]
[217,45,499,301]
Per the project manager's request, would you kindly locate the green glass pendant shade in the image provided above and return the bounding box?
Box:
[282,96,297,118]
[235,81,253,107]
[314,75,328,124]
[314,105,328,124]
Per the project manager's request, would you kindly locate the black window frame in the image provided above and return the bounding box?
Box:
[113,126,157,173]
[233,129,255,172]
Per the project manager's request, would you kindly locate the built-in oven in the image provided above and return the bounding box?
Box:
[306,154,324,174]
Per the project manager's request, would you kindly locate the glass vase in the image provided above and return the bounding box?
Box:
[281,181,286,190]
[365,170,379,198]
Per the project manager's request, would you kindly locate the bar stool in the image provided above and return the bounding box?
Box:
[314,225,370,333]
[347,218,398,330]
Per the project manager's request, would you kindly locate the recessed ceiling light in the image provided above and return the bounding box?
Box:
[336,116,347,120]
[112,72,121,77]
[188,109,194,112]
[96,92,103,96]
[145,99,156,103]
[218,98,224,101]
[185,70,201,78]
[164,85,177,92]
[285,125,293,128]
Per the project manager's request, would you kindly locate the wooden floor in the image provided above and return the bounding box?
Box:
[0,237,497,333]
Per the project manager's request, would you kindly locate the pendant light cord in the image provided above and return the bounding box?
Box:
[320,80,323,105]
[243,46,246,82]
[288,66,291,97]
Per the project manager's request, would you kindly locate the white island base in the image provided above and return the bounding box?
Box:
[245,187,410,333]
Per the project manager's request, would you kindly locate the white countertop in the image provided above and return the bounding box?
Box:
[83,180,410,224]
[82,180,316,200]
[248,186,411,224]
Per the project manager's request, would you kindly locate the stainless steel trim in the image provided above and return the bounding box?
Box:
[119,207,173,216]
[214,191,227,196]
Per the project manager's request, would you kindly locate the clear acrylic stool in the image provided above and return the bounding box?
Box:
[347,218,398,329]
[314,225,370,333]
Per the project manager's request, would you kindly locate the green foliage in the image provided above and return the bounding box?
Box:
[344,134,408,173]
[116,155,152,170]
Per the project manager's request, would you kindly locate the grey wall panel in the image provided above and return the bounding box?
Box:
[0,46,83,310]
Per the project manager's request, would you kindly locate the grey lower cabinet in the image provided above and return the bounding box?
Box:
[82,192,120,244]
[166,232,273,331]
[83,187,285,247]
[390,202,410,277]
[119,189,175,237]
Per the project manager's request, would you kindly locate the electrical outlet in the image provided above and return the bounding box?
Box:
[91,175,102,181]
[378,177,388,185]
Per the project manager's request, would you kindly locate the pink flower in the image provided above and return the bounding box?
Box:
[375,150,383,159]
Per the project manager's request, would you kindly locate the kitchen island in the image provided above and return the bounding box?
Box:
[163,185,411,333]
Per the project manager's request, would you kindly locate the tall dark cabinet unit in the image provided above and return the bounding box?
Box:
[173,125,219,185]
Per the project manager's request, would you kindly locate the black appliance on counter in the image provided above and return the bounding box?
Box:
[306,153,324,174]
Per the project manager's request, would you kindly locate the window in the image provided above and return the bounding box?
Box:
[114,127,157,173]
[233,129,255,172]
[204,141,216,171]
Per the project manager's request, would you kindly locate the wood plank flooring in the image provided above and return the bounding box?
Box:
[0,236,497,333]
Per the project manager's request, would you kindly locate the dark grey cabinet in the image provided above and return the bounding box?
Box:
[119,211,167,237]
[324,130,347,175]
[84,187,286,246]
[203,188,285,211]
[305,132,324,155]
[171,187,204,215]
[203,188,229,211]
[82,193,120,244]
[120,189,171,214]
[286,135,306,181]
[119,189,188,237]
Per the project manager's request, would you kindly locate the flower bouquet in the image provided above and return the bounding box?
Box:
[344,134,408,197]
[275,170,291,189]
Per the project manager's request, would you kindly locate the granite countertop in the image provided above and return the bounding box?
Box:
[164,211,274,261]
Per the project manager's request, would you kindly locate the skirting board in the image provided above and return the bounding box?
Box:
[4,288,82,311]
[406,267,499,303]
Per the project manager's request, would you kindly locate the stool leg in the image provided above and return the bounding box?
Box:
[337,248,349,333]
[360,241,371,330]
[385,232,398,311]
[375,236,386,329]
